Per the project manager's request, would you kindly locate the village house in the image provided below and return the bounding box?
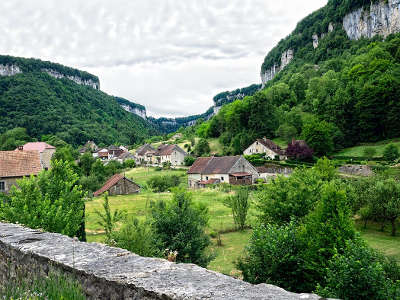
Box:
[256,164,293,181]
[79,141,99,155]
[19,142,56,170]
[107,145,125,158]
[115,151,136,164]
[135,144,156,164]
[187,156,259,188]
[243,138,287,160]
[97,148,109,161]
[93,173,140,197]
[152,144,188,166]
[0,151,43,193]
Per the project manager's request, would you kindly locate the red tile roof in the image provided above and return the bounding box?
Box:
[21,142,55,153]
[136,144,155,156]
[93,173,124,197]
[0,151,42,178]
[155,144,187,156]
[188,156,242,175]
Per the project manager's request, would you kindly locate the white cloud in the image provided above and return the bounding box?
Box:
[0,0,327,117]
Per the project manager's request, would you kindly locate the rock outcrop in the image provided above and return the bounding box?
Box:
[313,23,334,49]
[42,68,100,90]
[121,104,147,119]
[343,0,400,40]
[0,222,326,300]
[261,49,294,87]
[0,64,22,76]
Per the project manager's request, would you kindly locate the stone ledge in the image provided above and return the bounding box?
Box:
[0,222,324,300]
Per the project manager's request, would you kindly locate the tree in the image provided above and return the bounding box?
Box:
[150,188,212,267]
[285,140,314,160]
[0,160,86,240]
[383,144,399,162]
[301,119,335,156]
[95,193,126,244]
[275,123,297,142]
[184,156,196,166]
[223,188,250,230]
[194,138,210,157]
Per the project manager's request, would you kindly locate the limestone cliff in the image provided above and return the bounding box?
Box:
[42,68,100,89]
[343,0,400,40]
[0,64,22,76]
[120,104,147,119]
[261,49,294,87]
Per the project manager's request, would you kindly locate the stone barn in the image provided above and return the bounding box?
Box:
[93,174,140,197]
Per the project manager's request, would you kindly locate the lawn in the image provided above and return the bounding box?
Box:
[336,138,400,157]
[124,167,188,186]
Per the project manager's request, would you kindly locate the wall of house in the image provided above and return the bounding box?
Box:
[243,142,281,159]
[40,148,56,170]
[229,157,259,182]
[0,223,321,300]
[108,179,140,196]
[169,150,186,166]
[0,177,19,193]
[188,174,201,188]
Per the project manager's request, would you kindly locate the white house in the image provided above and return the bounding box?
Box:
[243,138,287,160]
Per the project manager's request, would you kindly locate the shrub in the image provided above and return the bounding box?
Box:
[123,159,136,168]
[194,138,210,157]
[146,175,181,192]
[150,188,212,267]
[383,144,399,162]
[223,188,250,230]
[316,240,400,300]
[184,156,196,166]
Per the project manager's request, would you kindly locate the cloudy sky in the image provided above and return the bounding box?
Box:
[0,0,327,117]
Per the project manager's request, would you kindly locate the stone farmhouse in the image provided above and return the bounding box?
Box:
[188,156,259,188]
[135,144,156,164]
[93,173,140,197]
[20,142,56,170]
[152,144,188,166]
[243,138,287,160]
[0,151,43,193]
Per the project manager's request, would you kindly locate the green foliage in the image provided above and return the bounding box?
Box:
[0,271,86,300]
[301,118,335,156]
[146,175,181,192]
[223,188,250,230]
[255,167,323,225]
[184,156,196,166]
[112,217,160,257]
[363,147,377,159]
[0,57,157,146]
[275,123,297,142]
[150,188,212,267]
[95,193,126,244]
[0,160,86,239]
[316,239,400,300]
[0,127,30,150]
[237,221,302,290]
[123,159,136,168]
[194,138,210,157]
[383,143,400,162]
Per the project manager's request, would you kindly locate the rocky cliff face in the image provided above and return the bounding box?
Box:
[120,104,147,119]
[261,49,294,87]
[0,64,22,76]
[42,68,100,90]
[343,0,400,40]
[0,64,100,89]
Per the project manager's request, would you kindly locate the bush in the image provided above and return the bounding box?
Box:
[316,240,400,300]
[112,217,160,257]
[194,138,210,157]
[383,144,400,162]
[184,156,196,166]
[123,159,136,168]
[150,188,212,267]
[146,175,181,192]
[223,188,250,230]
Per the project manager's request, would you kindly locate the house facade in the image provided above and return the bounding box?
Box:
[20,142,56,170]
[153,144,188,166]
[243,138,287,160]
[0,151,43,193]
[135,144,156,164]
[93,174,140,197]
[187,156,259,188]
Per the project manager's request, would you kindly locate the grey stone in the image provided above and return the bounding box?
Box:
[0,222,326,300]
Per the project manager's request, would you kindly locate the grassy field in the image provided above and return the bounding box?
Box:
[124,167,188,186]
[336,138,400,157]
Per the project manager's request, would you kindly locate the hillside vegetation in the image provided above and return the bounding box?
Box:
[0,57,158,146]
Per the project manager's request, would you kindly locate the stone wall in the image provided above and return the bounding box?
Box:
[0,222,324,300]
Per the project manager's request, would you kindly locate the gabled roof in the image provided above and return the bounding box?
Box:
[108,145,120,151]
[21,142,55,153]
[136,144,155,156]
[118,152,135,160]
[93,174,138,197]
[188,156,242,175]
[0,151,42,178]
[155,144,187,156]
[256,138,285,155]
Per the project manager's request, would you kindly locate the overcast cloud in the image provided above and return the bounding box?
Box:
[0,0,327,117]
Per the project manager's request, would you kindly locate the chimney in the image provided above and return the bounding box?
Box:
[17,145,23,151]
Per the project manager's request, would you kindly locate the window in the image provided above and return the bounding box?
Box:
[206,176,209,180]
[221,177,224,181]
[0,181,5,192]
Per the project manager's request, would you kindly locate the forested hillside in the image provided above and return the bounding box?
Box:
[196,0,400,156]
[0,59,158,147]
